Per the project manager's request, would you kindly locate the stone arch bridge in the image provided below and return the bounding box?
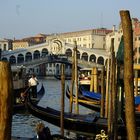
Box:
[1,38,110,66]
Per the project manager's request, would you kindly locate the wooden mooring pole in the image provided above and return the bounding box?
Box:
[105,58,110,118]
[90,67,94,92]
[120,10,137,140]
[0,61,13,140]
[74,41,79,114]
[69,48,75,113]
[107,38,116,139]
[111,38,118,140]
[100,66,105,118]
[60,64,65,136]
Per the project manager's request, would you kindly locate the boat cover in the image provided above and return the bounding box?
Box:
[81,90,101,100]
[135,96,140,105]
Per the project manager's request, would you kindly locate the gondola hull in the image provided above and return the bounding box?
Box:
[66,85,100,112]
[26,93,129,137]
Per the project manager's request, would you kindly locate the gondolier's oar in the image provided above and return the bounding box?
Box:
[20,86,30,102]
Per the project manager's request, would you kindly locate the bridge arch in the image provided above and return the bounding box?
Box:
[9,55,16,64]
[42,48,48,57]
[81,52,88,61]
[89,54,96,62]
[1,57,8,61]
[97,56,104,65]
[33,50,40,59]
[17,53,24,63]
[25,52,32,62]
[65,48,72,57]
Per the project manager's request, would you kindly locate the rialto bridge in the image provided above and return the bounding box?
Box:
[1,38,110,66]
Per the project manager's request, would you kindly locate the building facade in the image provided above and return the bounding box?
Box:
[0,38,12,51]
[46,28,112,50]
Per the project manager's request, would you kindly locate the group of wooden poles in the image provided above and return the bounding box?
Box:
[60,10,138,140]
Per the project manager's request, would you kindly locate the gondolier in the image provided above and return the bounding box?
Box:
[28,74,39,98]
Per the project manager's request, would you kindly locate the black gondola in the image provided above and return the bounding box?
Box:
[26,91,132,138]
[66,85,100,112]
[66,85,140,126]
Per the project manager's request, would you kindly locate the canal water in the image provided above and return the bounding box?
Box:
[12,78,94,138]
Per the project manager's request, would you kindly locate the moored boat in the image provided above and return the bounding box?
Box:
[13,84,45,114]
[26,90,137,138]
[66,85,100,112]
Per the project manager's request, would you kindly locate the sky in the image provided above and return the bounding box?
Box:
[0,0,140,39]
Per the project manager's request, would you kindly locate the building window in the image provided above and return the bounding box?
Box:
[92,43,94,48]
[103,44,105,49]
[4,46,6,51]
[4,44,6,46]
[139,47,140,53]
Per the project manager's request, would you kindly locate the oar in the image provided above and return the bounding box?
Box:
[20,86,30,102]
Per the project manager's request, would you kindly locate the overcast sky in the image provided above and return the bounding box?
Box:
[0,0,140,39]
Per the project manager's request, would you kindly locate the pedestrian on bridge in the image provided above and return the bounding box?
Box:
[28,74,39,98]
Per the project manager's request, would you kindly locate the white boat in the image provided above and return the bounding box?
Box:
[79,68,92,85]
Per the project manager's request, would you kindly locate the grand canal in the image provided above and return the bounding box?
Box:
[12,78,94,138]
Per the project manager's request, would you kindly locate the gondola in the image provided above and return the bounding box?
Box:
[66,85,140,122]
[13,84,45,114]
[80,85,140,106]
[66,85,100,112]
[26,91,131,137]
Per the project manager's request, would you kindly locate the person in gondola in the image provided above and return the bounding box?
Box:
[36,122,52,140]
[28,74,39,98]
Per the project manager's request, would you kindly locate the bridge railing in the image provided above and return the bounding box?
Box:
[67,57,104,69]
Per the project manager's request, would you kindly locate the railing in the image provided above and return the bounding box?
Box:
[67,57,104,68]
